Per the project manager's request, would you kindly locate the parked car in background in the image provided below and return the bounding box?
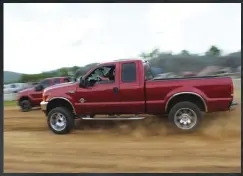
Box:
[237,66,241,72]
[154,72,178,79]
[182,71,196,77]
[4,83,29,94]
[40,59,237,134]
[17,77,72,112]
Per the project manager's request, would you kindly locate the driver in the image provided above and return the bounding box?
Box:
[88,67,116,86]
[105,68,115,81]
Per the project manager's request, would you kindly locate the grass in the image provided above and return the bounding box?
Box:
[4,101,17,106]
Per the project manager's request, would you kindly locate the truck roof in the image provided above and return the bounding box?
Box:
[45,76,69,80]
[99,58,146,65]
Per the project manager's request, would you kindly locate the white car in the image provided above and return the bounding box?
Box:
[4,83,28,94]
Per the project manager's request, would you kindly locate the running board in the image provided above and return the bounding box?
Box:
[81,116,146,121]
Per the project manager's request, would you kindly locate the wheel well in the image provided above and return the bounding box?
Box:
[19,96,31,103]
[166,94,206,113]
[46,99,75,116]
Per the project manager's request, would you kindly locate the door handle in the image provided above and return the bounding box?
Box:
[113,87,119,94]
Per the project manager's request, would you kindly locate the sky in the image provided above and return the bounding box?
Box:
[4,3,241,74]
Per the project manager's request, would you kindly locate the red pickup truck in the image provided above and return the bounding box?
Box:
[40,59,238,134]
[17,77,72,112]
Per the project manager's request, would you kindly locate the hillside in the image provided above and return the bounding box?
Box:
[4,71,22,84]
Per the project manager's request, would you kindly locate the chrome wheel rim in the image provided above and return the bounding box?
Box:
[174,108,197,130]
[50,112,67,131]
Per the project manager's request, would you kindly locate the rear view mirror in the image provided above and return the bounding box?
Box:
[79,78,87,88]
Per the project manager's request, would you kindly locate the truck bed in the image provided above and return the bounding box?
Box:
[145,76,233,114]
[153,75,230,81]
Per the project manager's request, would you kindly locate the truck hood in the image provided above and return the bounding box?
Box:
[44,82,76,92]
[18,87,35,94]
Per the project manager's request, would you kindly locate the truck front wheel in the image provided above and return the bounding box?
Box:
[19,100,32,112]
[168,101,202,132]
[47,107,74,134]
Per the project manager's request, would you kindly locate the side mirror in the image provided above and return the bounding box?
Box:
[35,84,43,91]
[79,78,87,88]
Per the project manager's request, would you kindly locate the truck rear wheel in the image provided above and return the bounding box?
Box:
[19,100,32,112]
[47,107,74,134]
[168,101,202,132]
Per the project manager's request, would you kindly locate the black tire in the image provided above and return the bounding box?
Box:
[47,107,74,134]
[19,100,32,112]
[168,101,202,132]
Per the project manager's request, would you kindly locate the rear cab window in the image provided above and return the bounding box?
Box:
[121,62,137,83]
[53,78,61,85]
[64,77,71,82]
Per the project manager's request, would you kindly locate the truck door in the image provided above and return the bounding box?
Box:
[31,79,51,105]
[118,61,145,114]
[75,64,120,115]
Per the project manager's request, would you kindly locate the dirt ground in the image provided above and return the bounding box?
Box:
[4,92,241,173]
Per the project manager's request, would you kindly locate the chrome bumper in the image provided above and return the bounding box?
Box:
[40,101,48,111]
[229,100,238,111]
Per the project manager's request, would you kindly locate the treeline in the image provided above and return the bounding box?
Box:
[19,67,80,83]
[142,46,241,73]
[19,63,99,83]
[19,45,241,83]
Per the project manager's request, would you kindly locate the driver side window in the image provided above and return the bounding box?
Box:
[85,65,116,87]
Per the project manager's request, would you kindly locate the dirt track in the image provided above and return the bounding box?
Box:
[4,93,241,173]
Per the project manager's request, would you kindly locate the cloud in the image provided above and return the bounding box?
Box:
[4,3,103,73]
[146,3,241,54]
[146,3,210,53]
[4,3,241,74]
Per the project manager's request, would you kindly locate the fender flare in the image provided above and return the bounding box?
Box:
[47,97,77,115]
[18,96,32,105]
[165,92,208,112]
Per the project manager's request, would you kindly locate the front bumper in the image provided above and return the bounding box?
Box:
[40,101,48,111]
[229,100,238,111]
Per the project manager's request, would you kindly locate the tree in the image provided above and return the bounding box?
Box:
[180,50,190,56]
[139,48,160,59]
[70,66,80,73]
[205,45,221,56]
[150,48,160,57]
[139,52,150,59]
[74,69,81,79]
[59,68,68,76]
[19,73,48,83]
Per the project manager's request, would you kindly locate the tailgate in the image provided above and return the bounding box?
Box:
[197,76,233,99]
